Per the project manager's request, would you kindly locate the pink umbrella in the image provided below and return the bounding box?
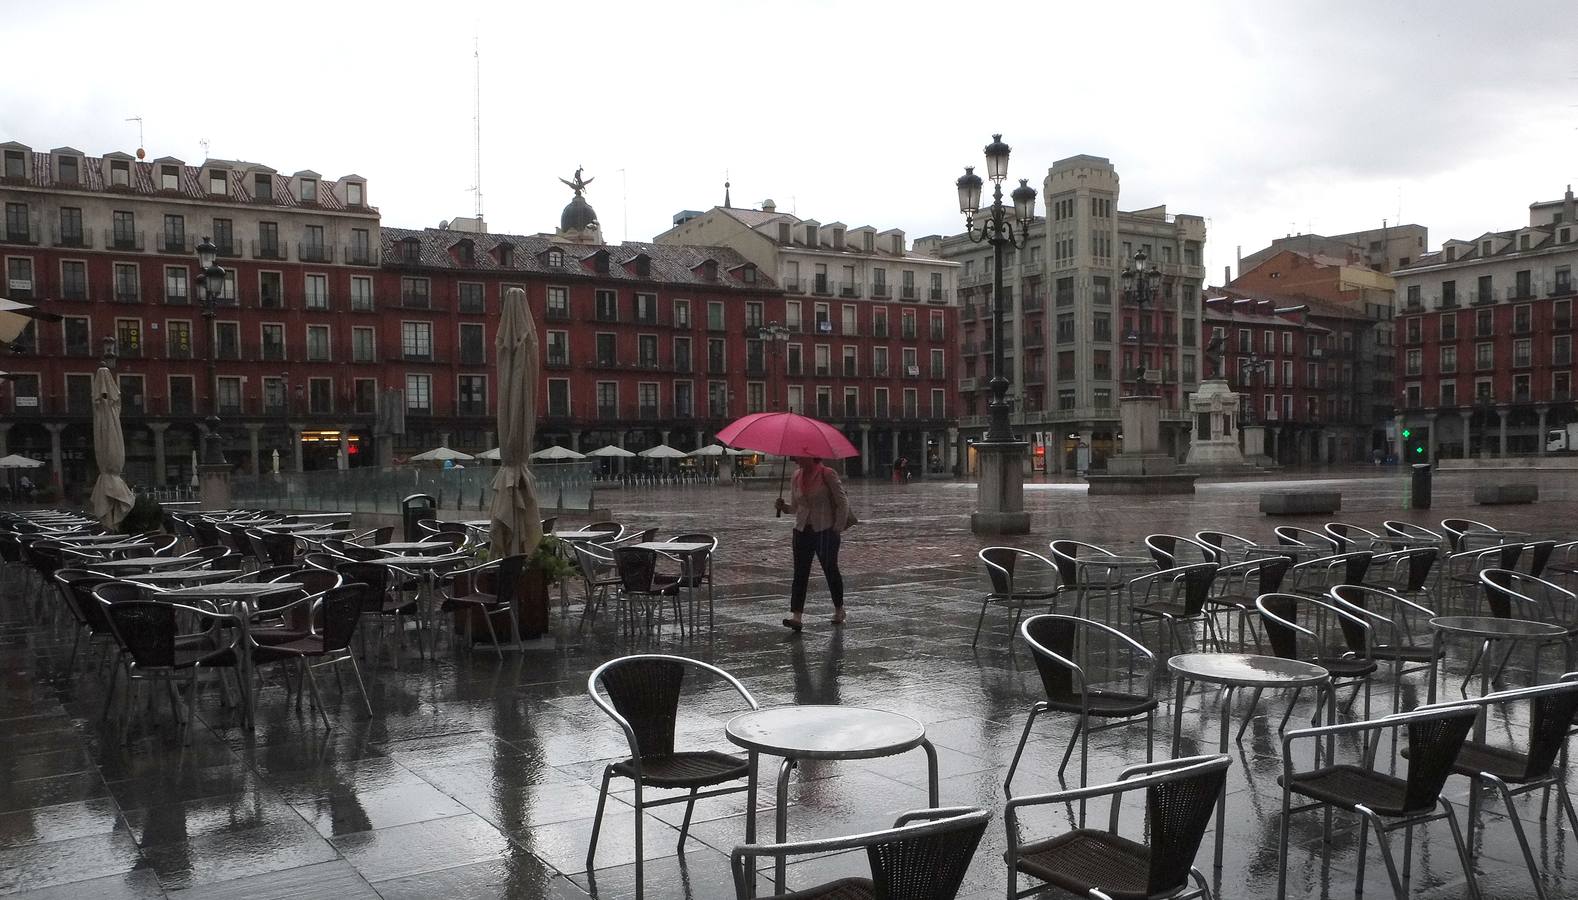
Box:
[715,412,857,516]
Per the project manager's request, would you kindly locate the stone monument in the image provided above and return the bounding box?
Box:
[1182,379,1256,473]
[1086,393,1197,494]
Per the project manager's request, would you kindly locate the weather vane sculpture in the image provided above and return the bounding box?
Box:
[560,166,594,195]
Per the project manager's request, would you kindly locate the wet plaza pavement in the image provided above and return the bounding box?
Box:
[3,466,1578,898]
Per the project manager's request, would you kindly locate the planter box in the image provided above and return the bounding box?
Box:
[1260,491,1341,515]
[1473,483,1537,505]
[457,562,552,642]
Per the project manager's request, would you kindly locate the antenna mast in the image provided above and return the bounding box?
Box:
[471,35,484,219]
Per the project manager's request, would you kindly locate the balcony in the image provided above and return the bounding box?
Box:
[929,288,950,304]
[161,232,192,254]
[812,277,832,296]
[214,239,240,258]
[112,289,141,304]
[901,327,917,341]
[50,225,92,248]
[3,220,38,246]
[1021,261,1042,276]
[783,278,804,294]
[262,343,286,362]
[871,282,890,298]
[1022,333,1043,349]
[960,305,976,321]
[1023,295,1043,313]
[251,239,286,260]
[545,353,570,369]
[837,282,861,299]
[900,285,917,301]
[297,242,334,263]
[638,404,660,420]
[105,228,144,251]
[1549,280,1574,298]
[873,324,889,338]
[344,244,377,266]
[1470,290,1496,306]
[401,292,431,310]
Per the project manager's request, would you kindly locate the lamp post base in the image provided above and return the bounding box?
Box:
[970,440,1030,535]
[198,464,232,510]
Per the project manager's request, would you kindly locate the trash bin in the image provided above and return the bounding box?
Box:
[400,493,437,542]
[1410,464,1432,510]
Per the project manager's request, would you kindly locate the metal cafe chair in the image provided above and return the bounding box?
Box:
[1274,525,1340,555]
[1255,592,1378,735]
[1144,533,1219,570]
[974,547,1061,648]
[1381,520,1444,548]
[1477,569,1577,681]
[1128,562,1222,658]
[1325,521,1386,555]
[1195,529,1261,565]
[1416,679,1578,900]
[1005,614,1158,802]
[1275,704,1479,900]
[1204,555,1291,653]
[1050,539,1128,623]
[587,654,757,900]
[1006,754,1228,900]
[1330,584,1441,714]
[730,807,989,900]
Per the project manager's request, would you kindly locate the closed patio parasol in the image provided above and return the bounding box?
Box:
[488,287,542,558]
[89,366,135,529]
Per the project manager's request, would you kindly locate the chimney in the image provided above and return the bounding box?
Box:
[1224,265,1231,285]
[1566,184,1574,226]
[762,198,776,213]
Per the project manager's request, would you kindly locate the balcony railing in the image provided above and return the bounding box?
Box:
[838,282,861,298]
[401,292,431,310]
[871,283,890,298]
[161,232,192,254]
[105,228,144,251]
[929,288,948,303]
[50,225,91,248]
[251,239,286,260]
[812,277,832,296]
[344,244,377,266]
[900,285,917,300]
[297,242,334,263]
[783,278,804,294]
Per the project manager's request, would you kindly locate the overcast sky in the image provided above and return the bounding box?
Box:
[5,0,1576,282]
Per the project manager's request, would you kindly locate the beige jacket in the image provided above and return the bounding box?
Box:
[785,464,850,533]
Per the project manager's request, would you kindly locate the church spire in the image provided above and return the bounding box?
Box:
[723,178,731,209]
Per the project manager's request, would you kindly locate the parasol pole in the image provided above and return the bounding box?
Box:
[776,454,787,517]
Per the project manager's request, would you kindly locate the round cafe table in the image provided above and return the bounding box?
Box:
[726,705,939,894]
[1426,616,1569,715]
[1169,652,1332,870]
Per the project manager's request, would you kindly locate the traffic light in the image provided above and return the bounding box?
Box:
[1400,427,1427,458]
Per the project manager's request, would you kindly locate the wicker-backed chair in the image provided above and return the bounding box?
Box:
[1324,522,1385,555]
[1204,555,1291,652]
[1007,755,1228,900]
[1050,539,1128,620]
[1381,520,1443,547]
[1441,542,1524,615]
[1006,614,1158,801]
[1275,525,1340,554]
[1128,563,1221,657]
[336,561,423,661]
[1477,569,1576,682]
[1329,584,1441,714]
[1441,517,1502,552]
[1366,546,1438,602]
[587,654,758,900]
[52,568,115,670]
[100,598,240,742]
[1195,530,1260,565]
[1417,680,1578,900]
[439,554,526,657]
[730,807,989,900]
[146,533,180,556]
[613,546,682,632]
[1144,534,1218,570]
[667,532,718,630]
[1285,550,1373,601]
[974,547,1061,648]
[1276,705,1479,900]
[573,541,622,629]
[1255,592,1378,734]
[249,584,373,725]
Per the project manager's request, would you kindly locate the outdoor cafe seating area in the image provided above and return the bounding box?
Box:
[3,504,1578,899]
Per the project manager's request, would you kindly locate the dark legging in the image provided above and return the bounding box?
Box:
[790,527,844,613]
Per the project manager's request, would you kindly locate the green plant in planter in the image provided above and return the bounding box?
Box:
[118,495,165,535]
[469,534,577,586]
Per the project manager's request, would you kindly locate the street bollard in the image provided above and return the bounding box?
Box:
[1410,463,1432,510]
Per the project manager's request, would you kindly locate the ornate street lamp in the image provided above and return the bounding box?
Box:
[1239,351,1273,424]
[195,237,228,465]
[754,321,792,409]
[1120,249,1163,397]
[958,134,1036,443]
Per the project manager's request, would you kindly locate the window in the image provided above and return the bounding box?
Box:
[215,321,239,359]
[300,177,317,203]
[839,304,855,336]
[460,323,486,365]
[304,273,328,310]
[1237,328,1251,353]
[929,348,945,379]
[262,377,286,415]
[710,338,728,373]
[405,374,431,412]
[546,286,569,319]
[111,210,135,248]
[1056,313,1076,344]
[303,225,325,259]
[306,325,330,362]
[1092,276,1111,306]
[1513,338,1531,368]
[402,322,433,359]
[259,271,282,308]
[596,333,616,366]
[458,375,486,415]
[673,336,691,372]
[350,228,371,264]
[1440,313,1456,341]
[351,276,373,311]
[674,299,691,328]
[114,318,141,357]
[346,182,364,206]
[307,378,332,414]
[1091,312,1111,343]
[216,377,241,414]
[253,172,273,201]
[1556,371,1573,401]
[1476,342,1494,370]
[1514,304,1531,333]
[639,334,659,368]
[57,207,82,245]
[113,263,139,302]
[353,379,376,414]
[213,218,233,254]
[62,317,90,356]
[208,169,228,195]
[1557,266,1573,295]
[458,283,484,314]
[930,311,945,341]
[874,387,890,418]
[1282,360,1292,386]
[1439,345,1457,373]
[164,320,190,359]
[674,381,693,417]
[401,276,430,309]
[636,293,659,324]
[1440,381,1456,407]
[708,301,726,331]
[872,346,888,376]
[258,221,279,256]
[163,266,188,304]
[1183,355,1197,383]
[54,155,77,185]
[1476,308,1493,336]
[595,289,617,322]
[547,379,571,417]
[352,326,375,362]
[261,323,285,360]
[1441,280,1456,307]
[162,214,185,251]
[110,160,129,186]
[931,388,946,419]
[2,149,23,179]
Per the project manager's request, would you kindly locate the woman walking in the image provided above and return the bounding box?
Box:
[775,456,849,631]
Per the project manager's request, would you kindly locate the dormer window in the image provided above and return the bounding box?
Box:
[778,223,790,243]
[1445,247,1457,262]
[454,240,474,265]
[1480,240,1491,256]
[398,238,420,263]
[300,178,317,203]
[804,224,817,245]
[57,155,78,184]
[160,165,180,191]
[587,250,610,274]
[253,173,273,201]
[698,260,718,281]
[547,248,563,266]
[742,265,757,284]
[346,181,364,206]
[495,243,514,266]
[832,228,845,249]
[110,160,130,186]
[208,169,228,195]
[864,233,875,253]
[624,253,651,278]
[2,150,23,179]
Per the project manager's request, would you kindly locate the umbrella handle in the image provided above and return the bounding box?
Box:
[775,457,786,517]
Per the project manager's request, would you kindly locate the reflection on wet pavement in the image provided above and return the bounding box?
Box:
[1,470,1575,897]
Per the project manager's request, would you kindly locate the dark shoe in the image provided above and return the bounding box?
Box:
[829,616,846,626]
[781,618,803,632]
